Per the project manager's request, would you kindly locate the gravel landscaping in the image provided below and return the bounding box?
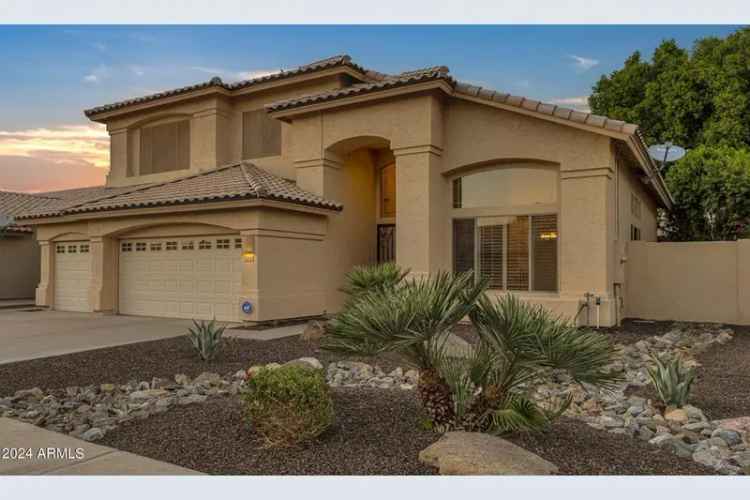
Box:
[2,319,749,475]
[691,325,750,420]
[96,388,713,475]
[100,388,439,475]
[508,418,713,475]
[0,335,406,397]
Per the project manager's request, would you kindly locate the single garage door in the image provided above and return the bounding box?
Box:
[54,241,92,312]
[118,235,243,322]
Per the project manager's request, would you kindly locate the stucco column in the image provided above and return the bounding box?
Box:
[35,240,53,306]
[559,166,617,326]
[239,230,259,321]
[191,107,231,171]
[88,236,117,313]
[393,145,448,276]
[293,156,343,198]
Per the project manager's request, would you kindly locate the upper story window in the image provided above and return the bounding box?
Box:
[242,109,281,159]
[139,120,190,175]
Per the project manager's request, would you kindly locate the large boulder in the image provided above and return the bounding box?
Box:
[419,431,558,475]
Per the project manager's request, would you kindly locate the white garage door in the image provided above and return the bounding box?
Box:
[118,235,243,322]
[54,241,92,312]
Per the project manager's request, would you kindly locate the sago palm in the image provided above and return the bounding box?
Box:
[324,271,487,426]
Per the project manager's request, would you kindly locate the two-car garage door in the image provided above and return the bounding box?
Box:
[118,235,243,322]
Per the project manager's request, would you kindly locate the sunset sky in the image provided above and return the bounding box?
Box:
[0,25,739,193]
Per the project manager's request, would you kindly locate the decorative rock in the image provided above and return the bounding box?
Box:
[233,370,247,380]
[100,383,116,393]
[174,374,190,385]
[712,428,743,447]
[178,394,208,405]
[129,389,169,401]
[81,427,104,442]
[300,320,326,341]
[193,372,222,386]
[13,388,44,400]
[664,407,689,424]
[419,431,558,475]
[638,427,655,441]
[649,434,674,447]
[284,357,323,371]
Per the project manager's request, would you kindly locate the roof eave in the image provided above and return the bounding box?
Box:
[84,64,372,123]
[267,79,454,121]
[18,197,341,226]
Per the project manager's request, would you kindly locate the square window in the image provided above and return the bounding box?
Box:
[150,242,162,251]
[234,238,242,249]
[136,242,147,252]
[79,244,90,253]
[166,241,178,251]
[182,241,194,250]
[198,240,212,250]
[216,238,230,249]
[121,242,132,252]
[56,245,66,254]
[68,245,77,253]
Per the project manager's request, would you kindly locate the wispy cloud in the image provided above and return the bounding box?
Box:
[82,65,111,84]
[0,124,109,169]
[549,96,591,113]
[189,66,281,82]
[568,54,599,72]
[128,65,146,77]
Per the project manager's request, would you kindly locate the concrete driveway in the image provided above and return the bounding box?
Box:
[0,309,193,365]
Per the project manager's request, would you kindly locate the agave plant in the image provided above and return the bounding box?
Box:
[338,262,409,300]
[324,271,622,433]
[647,354,696,408]
[187,318,226,361]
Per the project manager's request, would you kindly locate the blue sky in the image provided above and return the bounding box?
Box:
[0,25,742,192]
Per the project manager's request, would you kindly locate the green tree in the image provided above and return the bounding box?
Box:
[590,28,750,151]
[664,145,750,241]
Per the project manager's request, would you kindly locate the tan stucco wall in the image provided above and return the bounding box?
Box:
[626,240,750,325]
[280,93,664,327]
[33,205,329,322]
[68,75,666,327]
[0,233,40,299]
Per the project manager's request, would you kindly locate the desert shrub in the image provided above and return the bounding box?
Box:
[242,365,334,447]
[647,355,696,408]
[339,262,409,299]
[324,272,621,433]
[187,319,226,361]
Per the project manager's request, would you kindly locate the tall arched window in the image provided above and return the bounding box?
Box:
[451,163,558,292]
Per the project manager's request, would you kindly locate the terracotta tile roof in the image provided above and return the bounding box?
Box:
[266,66,451,112]
[17,162,342,220]
[84,55,365,117]
[452,81,638,135]
[265,63,638,136]
[0,191,60,233]
[18,185,146,219]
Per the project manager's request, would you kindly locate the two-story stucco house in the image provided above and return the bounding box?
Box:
[16,55,671,327]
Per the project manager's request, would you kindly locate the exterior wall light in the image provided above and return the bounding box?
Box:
[539,231,558,240]
[242,249,256,262]
[242,235,257,262]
